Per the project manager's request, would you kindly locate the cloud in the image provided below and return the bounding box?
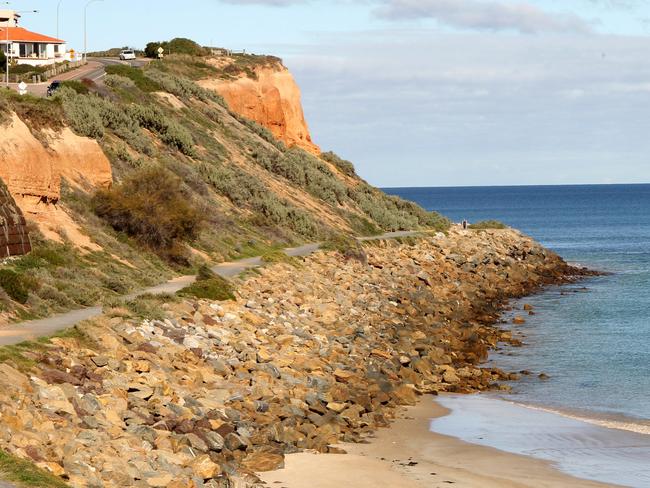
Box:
[374,0,592,34]
[219,0,308,5]
[284,30,650,186]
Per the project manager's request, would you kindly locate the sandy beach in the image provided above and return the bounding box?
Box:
[260,396,617,488]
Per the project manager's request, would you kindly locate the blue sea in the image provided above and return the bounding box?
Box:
[385,184,650,486]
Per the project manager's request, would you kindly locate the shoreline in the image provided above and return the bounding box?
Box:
[0,229,605,486]
[260,395,616,488]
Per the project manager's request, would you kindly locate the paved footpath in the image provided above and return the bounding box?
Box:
[0,232,418,346]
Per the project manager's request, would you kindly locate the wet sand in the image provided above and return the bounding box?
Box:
[260,396,616,488]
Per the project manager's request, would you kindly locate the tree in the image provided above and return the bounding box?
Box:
[144,42,162,59]
[0,50,6,73]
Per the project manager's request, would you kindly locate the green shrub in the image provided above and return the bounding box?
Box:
[12,243,73,272]
[9,64,46,75]
[127,104,195,155]
[105,64,162,92]
[469,220,508,230]
[57,87,105,138]
[92,167,204,262]
[199,161,320,238]
[120,293,178,320]
[0,449,69,488]
[177,275,235,301]
[345,212,382,236]
[261,249,296,265]
[145,38,209,58]
[145,68,224,103]
[60,80,89,94]
[0,269,31,304]
[196,264,217,281]
[0,90,64,132]
[321,151,357,177]
[104,74,136,89]
[251,147,347,206]
[321,234,367,263]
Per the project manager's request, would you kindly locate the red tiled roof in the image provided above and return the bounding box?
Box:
[0,27,65,43]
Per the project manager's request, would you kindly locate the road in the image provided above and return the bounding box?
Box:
[0,233,420,346]
[4,57,146,97]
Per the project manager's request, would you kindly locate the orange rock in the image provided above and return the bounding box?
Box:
[513,316,527,325]
[200,63,320,155]
[0,114,112,247]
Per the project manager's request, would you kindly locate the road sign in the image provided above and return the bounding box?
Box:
[157,46,164,59]
[18,82,27,96]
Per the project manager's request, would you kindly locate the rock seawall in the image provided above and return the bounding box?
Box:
[0,229,588,487]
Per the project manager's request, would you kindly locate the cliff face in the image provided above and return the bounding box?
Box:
[0,113,113,244]
[0,178,31,258]
[199,63,321,155]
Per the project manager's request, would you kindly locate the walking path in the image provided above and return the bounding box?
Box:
[0,232,418,346]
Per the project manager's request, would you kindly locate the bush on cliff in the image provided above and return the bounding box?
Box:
[92,167,204,263]
[145,38,209,58]
[0,90,64,132]
[198,161,321,239]
[251,147,347,206]
[469,220,508,230]
[60,80,89,95]
[105,64,162,93]
[177,269,235,301]
[58,88,193,156]
[321,151,357,177]
[0,269,31,304]
[321,234,367,263]
[145,68,223,103]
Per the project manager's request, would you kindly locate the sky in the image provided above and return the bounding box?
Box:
[9,0,650,187]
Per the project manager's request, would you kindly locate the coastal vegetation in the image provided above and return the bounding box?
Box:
[0,38,448,321]
[469,220,508,230]
[0,450,69,488]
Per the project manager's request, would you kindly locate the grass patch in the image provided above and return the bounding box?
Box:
[321,234,367,263]
[60,80,89,95]
[177,274,235,301]
[0,342,41,371]
[105,64,162,92]
[0,269,33,304]
[0,325,95,372]
[105,293,179,321]
[469,220,508,230]
[0,450,69,487]
[261,250,298,266]
[0,89,64,132]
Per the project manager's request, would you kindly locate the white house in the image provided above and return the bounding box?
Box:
[0,10,67,66]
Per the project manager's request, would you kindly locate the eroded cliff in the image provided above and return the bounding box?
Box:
[0,113,112,245]
[199,59,320,155]
[0,178,31,258]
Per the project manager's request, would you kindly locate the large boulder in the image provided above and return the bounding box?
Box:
[0,177,31,258]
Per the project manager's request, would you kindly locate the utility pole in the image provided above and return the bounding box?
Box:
[1,3,38,87]
[83,0,103,63]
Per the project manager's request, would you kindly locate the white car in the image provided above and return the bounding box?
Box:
[119,49,136,61]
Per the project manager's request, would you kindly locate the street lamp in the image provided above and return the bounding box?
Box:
[83,0,103,63]
[1,3,38,87]
[56,0,63,41]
